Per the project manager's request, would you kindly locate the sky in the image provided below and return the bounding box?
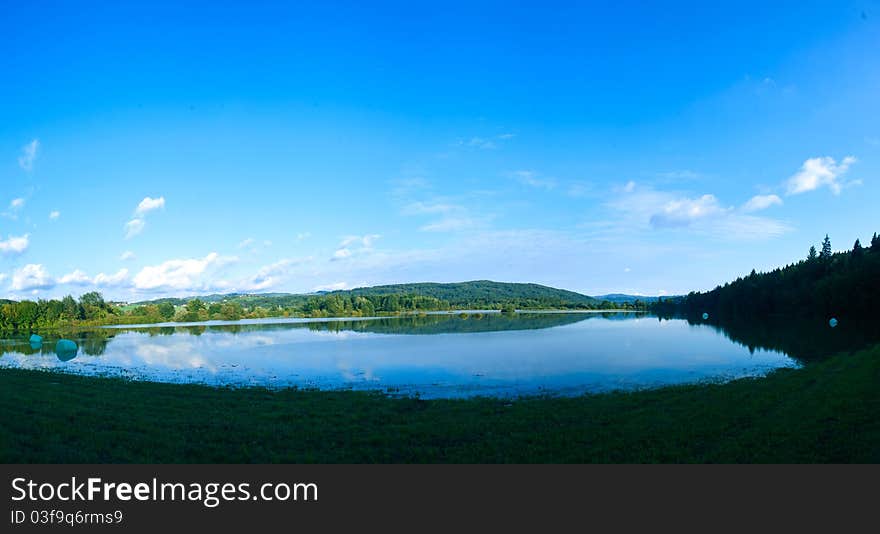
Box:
[1,1,879,301]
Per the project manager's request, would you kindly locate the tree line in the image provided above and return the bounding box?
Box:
[652,232,880,320]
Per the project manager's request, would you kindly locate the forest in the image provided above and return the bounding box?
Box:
[652,232,880,320]
[0,281,645,331]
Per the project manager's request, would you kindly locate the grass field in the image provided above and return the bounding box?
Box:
[1,345,878,463]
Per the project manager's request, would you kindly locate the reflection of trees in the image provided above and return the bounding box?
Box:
[658,313,880,363]
[0,329,118,358]
[106,312,635,337]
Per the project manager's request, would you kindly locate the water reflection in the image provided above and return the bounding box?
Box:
[0,312,824,398]
[662,314,880,362]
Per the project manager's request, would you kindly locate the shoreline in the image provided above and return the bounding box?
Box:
[1,344,877,462]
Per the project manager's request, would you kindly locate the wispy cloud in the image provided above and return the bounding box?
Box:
[120,250,136,261]
[399,196,483,233]
[238,258,303,291]
[457,133,516,150]
[49,210,60,220]
[124,218,146,239]
[401,201,459,215]
[786,156,857,195]
[332,234,380,261]
[2,198,26,220]
[18,139,39,171]
[420,217,477,232]
[566,181,594,198]
[511,170,556,190]
[125,196,165,239]
[656,170,703,182]
[741,194,782,212]
[463,137,497,150]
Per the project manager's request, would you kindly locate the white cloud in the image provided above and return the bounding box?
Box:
[134,196,165,216]
[603,184,791,240]
[18,139,39,171]
[11,264,54,291]
[9,198,24,210]
[49,210,60,220]
[742,194,782,212]
[786,156,856,195]
[132,253,236,291]
[0,273,6,283]
[623,181,636,193]
[120,250,136,261]
[58,269,91,285]
[649,194,728,228]
[238,238,255,248]
[94,269,130,287]
[124,218,145,239]
[0,234,29,255]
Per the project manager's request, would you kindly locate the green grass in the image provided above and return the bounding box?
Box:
[1,345,878,463]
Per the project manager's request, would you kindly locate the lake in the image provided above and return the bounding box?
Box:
[0,312,807,398]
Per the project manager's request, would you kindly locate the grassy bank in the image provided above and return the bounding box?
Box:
[1,345,878,463]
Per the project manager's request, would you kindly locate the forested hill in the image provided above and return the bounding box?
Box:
[128,280,606,310]
[328,281,601,309]
[653,233,880,319]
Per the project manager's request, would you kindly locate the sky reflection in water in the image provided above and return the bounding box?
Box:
[0,313,800,398]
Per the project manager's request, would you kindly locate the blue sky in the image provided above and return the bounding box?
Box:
[1,1,878,301]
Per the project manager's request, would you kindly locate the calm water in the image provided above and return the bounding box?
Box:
[0,312,803,398]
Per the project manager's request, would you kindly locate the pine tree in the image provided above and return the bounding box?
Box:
[853,238,864,258]
[872,232,880,251]
[807,245,817,261]
[820,234,832,259]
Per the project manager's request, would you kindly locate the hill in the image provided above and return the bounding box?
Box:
[330,280,601,309]
[130,280,607,311]
[594,294,664,304]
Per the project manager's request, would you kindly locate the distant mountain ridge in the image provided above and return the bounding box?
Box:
[129,280,619,308]
[594,294,665,304]
[329,280,600,308]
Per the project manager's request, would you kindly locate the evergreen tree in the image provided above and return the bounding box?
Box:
[820,234,832,259]
[872,232,880,251]
[853,238,864,258]
[807,245,817,261]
